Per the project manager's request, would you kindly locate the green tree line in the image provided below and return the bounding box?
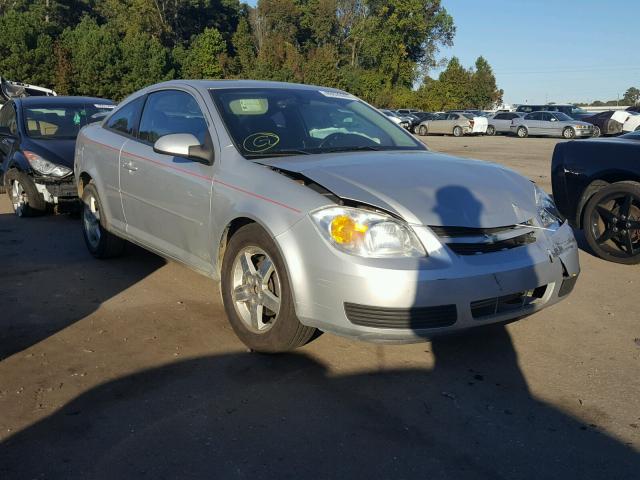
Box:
[0,0,502,109]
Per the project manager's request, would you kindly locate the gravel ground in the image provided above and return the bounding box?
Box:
[0,135,638,479]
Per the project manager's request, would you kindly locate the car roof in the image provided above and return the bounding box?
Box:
[16,96,114,106]
[148,79,348,94]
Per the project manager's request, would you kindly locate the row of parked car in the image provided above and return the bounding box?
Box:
[381,103,640,140]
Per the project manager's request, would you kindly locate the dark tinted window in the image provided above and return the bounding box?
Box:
[106,96,145,136]
[541,112,553,121]
[494,113,508,120]
[24,103,115,139]
[0,103,17,134]
[139,90,208,144]
[525,112,540,120]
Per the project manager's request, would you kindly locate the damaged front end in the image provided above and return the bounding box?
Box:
[33,174,79,213]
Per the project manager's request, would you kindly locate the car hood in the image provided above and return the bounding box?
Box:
[23,138,76,168]
[260,151,537,227]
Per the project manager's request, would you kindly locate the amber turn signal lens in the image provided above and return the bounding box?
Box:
[330,215,368,245]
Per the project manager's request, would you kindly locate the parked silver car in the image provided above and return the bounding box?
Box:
[416,112,487,136]
[486,112,524,136]
[510,111,594,139]
[75,80,580,352]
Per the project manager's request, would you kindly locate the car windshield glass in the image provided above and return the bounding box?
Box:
[462,113,475,120]
[570,106,588,115]
[210,88,424,158]
[554,112,573,121]
[23,103,114,139]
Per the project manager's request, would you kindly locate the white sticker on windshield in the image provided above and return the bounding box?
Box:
[318,90,356,100]
[94,104,115,109]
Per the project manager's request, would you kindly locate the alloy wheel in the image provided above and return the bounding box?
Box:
[231,246,281,333]
[589,192,640,260]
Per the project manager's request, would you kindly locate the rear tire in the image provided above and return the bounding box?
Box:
[5,169,46,217]
[592,126,601,138]
[221,223,317,353]
[453,126,463,137]
[516,126,528,138]
[81,183,125,258]
[486,125,496,136]
[418,125,428,136]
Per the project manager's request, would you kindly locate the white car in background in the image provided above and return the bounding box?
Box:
[623,112,640,133]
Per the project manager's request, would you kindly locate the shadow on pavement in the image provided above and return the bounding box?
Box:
[0,212,164,361]
[0,335,638,479]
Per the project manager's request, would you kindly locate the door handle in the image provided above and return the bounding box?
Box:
[121,160,138,172]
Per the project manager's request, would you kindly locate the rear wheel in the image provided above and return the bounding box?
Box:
[486,125,496,136]
[583,181,640,264]
[516,126,528,138]
[5,169,46,217]
[221,223,317,353]
[563,127,576,139]
[81,183,125,258]
[592,125,601,137]
[418,125,428,136]
[453,126,463,137]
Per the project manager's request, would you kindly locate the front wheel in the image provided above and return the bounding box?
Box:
[418,125,428,136]
[486,125,496,136]
[81,183,125,258]
[5,169,46,217]
[583,181,640,264]
[453,126,463,137]
[563,127,576,139]
[516,126,528,138]
[221,223,317,353]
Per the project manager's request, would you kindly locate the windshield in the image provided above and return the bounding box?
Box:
[569,106,588,115]
[209,88,424,158]
[554,112,573,121]
[23,103,115,139]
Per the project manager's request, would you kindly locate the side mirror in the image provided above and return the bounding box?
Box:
[153,133,214,165]
[550,118,557,122]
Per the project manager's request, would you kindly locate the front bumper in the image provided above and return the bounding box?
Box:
[573,128,594,137]
[277,217,580,343]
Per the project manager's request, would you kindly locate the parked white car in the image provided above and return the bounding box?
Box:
[623,112,640,133]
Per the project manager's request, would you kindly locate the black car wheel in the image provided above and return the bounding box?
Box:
[4,169,46,217]
[418,125,428,136]
[486,125,496,136]
[221,223,317,353]
[583,181,640,264]
[592,126,601,138]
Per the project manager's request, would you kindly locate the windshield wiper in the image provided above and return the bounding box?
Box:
[245,149,313,158]
[319,145,383,153]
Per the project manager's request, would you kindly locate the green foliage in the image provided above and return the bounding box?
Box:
[179,27,226,79]
[0,0,502,108]
[623,87,640,106]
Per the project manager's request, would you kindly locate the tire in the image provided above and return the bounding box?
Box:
[583,181,640,265]
[562,127,576,139]
[418,125,428,136]
[81,183,125,258]
[4,169,46,217]
[221,223,317,353]
[486,125,496,136]
[592,126,601,138]
[516,126,528,138]
[453,126,463,137]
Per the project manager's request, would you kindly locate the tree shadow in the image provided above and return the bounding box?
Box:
[0,211,165,361]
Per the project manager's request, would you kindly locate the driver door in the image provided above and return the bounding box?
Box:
[119,89,216,272]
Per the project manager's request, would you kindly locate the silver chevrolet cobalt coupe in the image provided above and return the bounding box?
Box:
[75,80,580,352]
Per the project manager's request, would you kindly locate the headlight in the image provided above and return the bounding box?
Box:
[24,151,72,177]
[311,206,426,258]
[534,184,562,230]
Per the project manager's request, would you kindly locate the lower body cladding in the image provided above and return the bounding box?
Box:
[277,217,580,343]
[35,177,79,212]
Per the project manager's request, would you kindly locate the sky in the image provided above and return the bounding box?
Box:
[433,0,638,105]
[244,0,638,105]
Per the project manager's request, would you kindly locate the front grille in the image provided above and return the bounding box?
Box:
[447,232,536,255]
[471,286,547,319]
[430,221,536,256]
[344,303,457,329]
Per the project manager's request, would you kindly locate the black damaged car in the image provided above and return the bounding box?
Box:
[0,96,114,216]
